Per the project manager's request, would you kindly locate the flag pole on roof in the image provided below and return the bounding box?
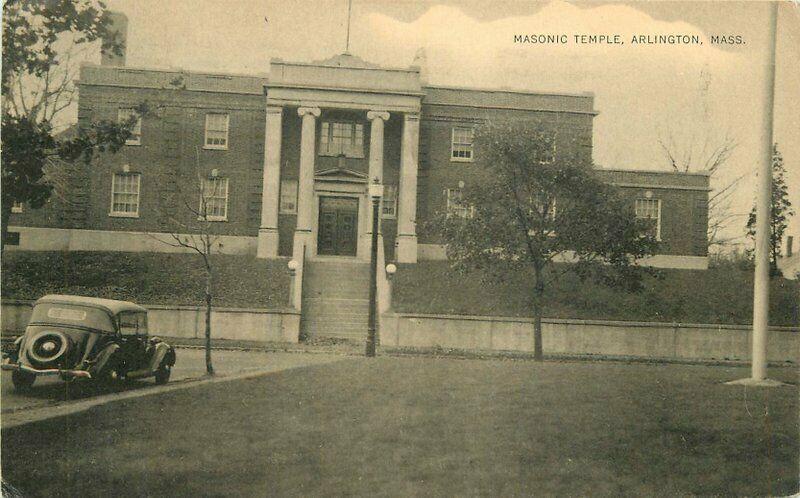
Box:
[345,0,353,54]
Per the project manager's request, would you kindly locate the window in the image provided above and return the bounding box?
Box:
[204,113,229,149]
[451,127,474,162]
[200,177,229,221]
[529,194,556,221]
[110,172,141,217]
[11,201,23,214]
[635,198,661,240]
[382,185,398,219]
[118,108,142,145]
[445,188,474,219]
[319,121,364,158]
[118,311,148,336]
[537,132,557,164]
[280,179,298,214]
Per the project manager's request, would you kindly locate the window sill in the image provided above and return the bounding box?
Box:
[109,212,139,218]
[450,156,474,163]
[279,211,298,216]
[381,215,397,220]
[203,145,228,151]
[125,141,142,146]
[197,217,228,222]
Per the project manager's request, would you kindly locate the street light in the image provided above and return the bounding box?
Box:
[366,178,383,357]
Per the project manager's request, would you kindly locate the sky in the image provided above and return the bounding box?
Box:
[100,0,800,250]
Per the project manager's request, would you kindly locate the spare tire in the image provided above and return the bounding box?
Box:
[26,331,71,368]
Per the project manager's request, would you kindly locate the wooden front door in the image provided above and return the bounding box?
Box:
[317,197,359,256]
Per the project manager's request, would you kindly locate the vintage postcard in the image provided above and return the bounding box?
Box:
[1,1,798,496]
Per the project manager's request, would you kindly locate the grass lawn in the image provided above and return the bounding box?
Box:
[1,251,290,308]
[394,261,800,326]
[2,357,797,497]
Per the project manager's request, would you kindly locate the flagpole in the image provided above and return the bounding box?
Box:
[345,0,353,54]
[728,1,781,387]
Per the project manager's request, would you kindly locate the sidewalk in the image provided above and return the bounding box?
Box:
[1,348,346,428]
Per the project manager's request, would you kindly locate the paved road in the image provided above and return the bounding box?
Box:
[1,348,344,415]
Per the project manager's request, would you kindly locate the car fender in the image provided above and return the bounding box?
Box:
[147,342,172,373]
[91,343,120,375]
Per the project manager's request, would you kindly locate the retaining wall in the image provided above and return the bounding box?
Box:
[380,313,799,362]
[1,299,299,343]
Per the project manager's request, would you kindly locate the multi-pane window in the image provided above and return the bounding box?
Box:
[110,173,141,217]
[11,201,23,214]
[445,188,474,219]
[451,127,474,162]
[538,133,557,164]
[529,194,557,221]
[635,198,661,240]
[200,177,229,221]
[382,185,398,219]
[204,113,229,149]
[319,122,364,158]
[279,179,298,214]
[118,108,142,145]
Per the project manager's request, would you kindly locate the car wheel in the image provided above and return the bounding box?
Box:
[11,370,36,392]
[154,366,171,385]
[97,363,122,385]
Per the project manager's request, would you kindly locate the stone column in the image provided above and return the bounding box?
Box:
[256,106,283,258]
[363,110,390,261]
[396,112,419,263]
[294,106,321,261]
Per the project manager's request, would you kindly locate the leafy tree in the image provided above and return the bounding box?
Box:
[2,0,134,251]
[746,143,794,276]
[430,122,658,360]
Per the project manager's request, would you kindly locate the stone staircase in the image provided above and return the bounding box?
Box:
[301,260,370,342]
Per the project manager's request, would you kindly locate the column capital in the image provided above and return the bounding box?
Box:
[266,105,283,115]
[367,110,390,122]
[297,106,321,118]
[404,112,420,122]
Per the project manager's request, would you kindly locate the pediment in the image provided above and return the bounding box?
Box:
[313,53,381,70]
[314,167,369,183]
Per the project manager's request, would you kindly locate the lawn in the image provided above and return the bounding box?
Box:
[1,251,291,308]
[393,261,800,326]
[2,357,797,497]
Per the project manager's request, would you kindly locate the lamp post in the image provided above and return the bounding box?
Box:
[366,179,383,357]
[287,259,299,309]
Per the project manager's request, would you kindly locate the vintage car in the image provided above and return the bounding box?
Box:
[2,295,176,391]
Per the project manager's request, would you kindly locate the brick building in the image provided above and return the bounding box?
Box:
[7,23,710,271]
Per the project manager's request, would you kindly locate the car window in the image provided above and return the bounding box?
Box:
[118,312,146,336]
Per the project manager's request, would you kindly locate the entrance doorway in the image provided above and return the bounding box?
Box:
[317,196,359,256]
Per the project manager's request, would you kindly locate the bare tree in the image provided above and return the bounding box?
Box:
[657,126,742,252]
[152,147,226,376]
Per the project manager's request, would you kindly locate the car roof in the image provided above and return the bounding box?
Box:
[36,295,148,315]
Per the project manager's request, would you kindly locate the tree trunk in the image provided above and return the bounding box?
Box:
[532,265,544,361]
[204,267,214,376]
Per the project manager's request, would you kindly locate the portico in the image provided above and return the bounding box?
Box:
[256,54,422,263]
